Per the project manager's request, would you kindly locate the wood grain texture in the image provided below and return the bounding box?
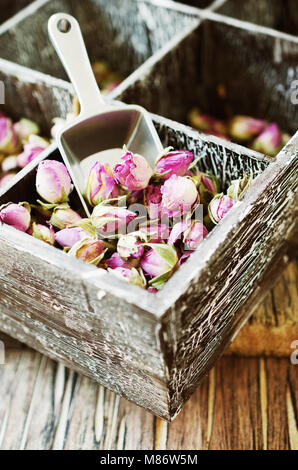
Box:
[0,351,297,450]
[227,259,298,356]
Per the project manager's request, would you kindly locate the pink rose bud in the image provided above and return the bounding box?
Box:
[0,202,31,232]
[145,184,162,219]
[161,175,198,216]
[117,231,146,259]
[2,155,18,173]
[201,173,219,194]
[17,135,49,169]
[14,118,40,144]
[30,222,55,246]
[188,108,227,135]
[108,267,146,288]
[36,160,72,204]
[140,243,178,280]
[227,172,253,201]
[91,204,137,234]
[0,172,17,190]
[50,204,82,229]
[84,162,119,206]
[55,227,90,249]
[69,238,105,265]
[141,223,170,242]
[169,220,209,249]
[113,151,153,190]
[208,194,235,224]
[155,149,193,180]
[169,221,190,245]
[0,117,20,155]
[252,123,282,157]
[229,116,266,141]
[105,252,132,269]
[182,222,208,250]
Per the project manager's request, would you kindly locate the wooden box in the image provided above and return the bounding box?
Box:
[0,1,297,420]
[0,1,33,26]
[216,0,298,36]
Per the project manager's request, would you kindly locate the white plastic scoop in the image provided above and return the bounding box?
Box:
[48,13,163,215]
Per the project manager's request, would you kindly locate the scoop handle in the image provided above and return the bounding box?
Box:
[48,13,106,116]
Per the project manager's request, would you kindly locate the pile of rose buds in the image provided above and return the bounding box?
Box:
[188,108,291,157]
[0,148,253,291]
[0,114,49,190]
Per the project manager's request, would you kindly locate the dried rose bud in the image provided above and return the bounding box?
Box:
[208,194,235,224]
[30,222,55,246]
[169,220,208,250]
[229,116,266,141]
[69,238,105,265]
[188,108,227,135]
[91,204,137,234]
[0,172,17,190]
[50,204,82,229]
[251,123,282,157]
[55,227,90,249]
[161,175,198,216]
[17,135,49,169]
[141,223,170,242]
[108,267,146,288]
[193,171,220,206]
[155,149,193,180]
[2,155,18,173]
[84,162,119,206]
[105,252,132,269]
[117,231,147,259]
[0,202,31,232]
[14,118,40,144]
[36,160,72,204]
[145,184,162,219]
[227,172,253,201]
[201,173,220,194]
[0,117,20,155]
[140,243,178,283]
[113,151,153,190]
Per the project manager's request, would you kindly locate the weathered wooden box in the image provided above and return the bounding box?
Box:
[117,8,298,142]
[0,2,297,420]
[216,0,298,37]
[0,0,198,83]
[0,0,33,26]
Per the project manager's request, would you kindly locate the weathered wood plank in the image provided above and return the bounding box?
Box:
[227,259,298,356]
[1,351,297,449]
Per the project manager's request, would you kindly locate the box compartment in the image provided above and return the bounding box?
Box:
[0,0,199,84]
[216,0,298,37]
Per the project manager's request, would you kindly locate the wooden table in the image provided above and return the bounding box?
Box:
[0,262,297,450]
